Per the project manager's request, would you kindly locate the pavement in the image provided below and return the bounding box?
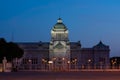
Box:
[0,71,120,80]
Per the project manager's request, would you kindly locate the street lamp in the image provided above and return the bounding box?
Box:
[75,58,77,70]
[67,61,70,71]
[115,58,117,69]
[72,58,77,70]
[88,59,91,69]
[53,57,56,60]
[99,61,103,69]
[88,59,91,63]
[42,58,48,70]
[28,59,32,70]
[48,61,53,71]
[62,57,65,70]
[111,59,117,69]
[62,58,65,61]
[52,57,56,70]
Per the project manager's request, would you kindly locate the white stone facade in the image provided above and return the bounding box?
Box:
[14,18,110,71]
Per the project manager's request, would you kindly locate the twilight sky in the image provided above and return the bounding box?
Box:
[0,0,120,57]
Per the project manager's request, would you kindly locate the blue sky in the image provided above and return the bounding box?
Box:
[0,0,120,57]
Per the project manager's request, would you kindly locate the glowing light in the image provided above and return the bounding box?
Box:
[28,59,32,62]
[48,61,53,64]
[0,65,2,72]
[67,61,70,63]
[62,58,65,60]
[88,59,91,62]
[53,57,56,60]
[75,59,77,61]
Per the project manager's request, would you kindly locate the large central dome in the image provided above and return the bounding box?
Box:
[53,18,67,30]
[51,18,69,41]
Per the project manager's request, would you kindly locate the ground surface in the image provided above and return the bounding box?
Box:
[0,71,120,80]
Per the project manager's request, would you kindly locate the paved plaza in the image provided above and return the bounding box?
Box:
[0,71,120,80]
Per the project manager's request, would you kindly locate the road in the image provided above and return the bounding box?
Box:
[0,71,120,80]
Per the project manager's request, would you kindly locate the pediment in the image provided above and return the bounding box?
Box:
[54,42,64,49]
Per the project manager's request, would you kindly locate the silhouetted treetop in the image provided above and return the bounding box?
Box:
[0,38,24,63]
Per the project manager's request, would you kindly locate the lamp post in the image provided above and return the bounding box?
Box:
[62,57,65,71]
[44,60,47,70]
[100,61,103,69]
[28,59,32,70]
[42,58,47,70]
[115,58,117,69]
[72,58,77,70]
[48,61,53,71]
[14,58,18,71]
[52,57,56,70]
[111,59,116,69]
[88,59,91,69]
[112,61,115,69]
[75,58,77,70]
[67,61,70,71]
[94,64,96,69]
[81,64,84,69]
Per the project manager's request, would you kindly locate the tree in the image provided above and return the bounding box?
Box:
[0,38,7,63]
[0,38,24,63]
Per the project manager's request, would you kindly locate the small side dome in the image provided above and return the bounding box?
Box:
[93,41,109,49]
[53,18,67,30]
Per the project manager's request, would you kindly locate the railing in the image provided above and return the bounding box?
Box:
[16,65,120,72]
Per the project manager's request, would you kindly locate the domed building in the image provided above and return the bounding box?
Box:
[13,18,110,71]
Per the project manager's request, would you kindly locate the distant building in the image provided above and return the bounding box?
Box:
[13,18,110,71]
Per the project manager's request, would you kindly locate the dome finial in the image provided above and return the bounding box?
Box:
[99,40,102,44]
[57,18,62,23]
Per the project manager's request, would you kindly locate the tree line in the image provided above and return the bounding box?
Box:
[0,38,23,63]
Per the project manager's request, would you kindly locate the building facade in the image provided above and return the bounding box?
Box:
[13,18,110,71]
